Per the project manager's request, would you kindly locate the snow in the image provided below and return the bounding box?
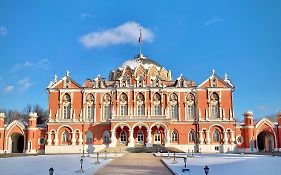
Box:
[0,153,123,175]
[161,153,281,175]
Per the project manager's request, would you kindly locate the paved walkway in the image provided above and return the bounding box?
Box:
[94,153,174,175]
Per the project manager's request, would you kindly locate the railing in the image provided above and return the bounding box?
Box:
[111,115,169,120]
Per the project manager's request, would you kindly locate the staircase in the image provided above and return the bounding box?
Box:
[99,144,184,153]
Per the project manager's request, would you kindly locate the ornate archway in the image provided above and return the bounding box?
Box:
[11,133,24,153]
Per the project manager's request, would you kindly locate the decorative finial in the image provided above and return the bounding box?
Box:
[54,74,58,82]
[224,73,228,80]
[212,69,215,76]
[66,70,70,77]
[180,73,183,77]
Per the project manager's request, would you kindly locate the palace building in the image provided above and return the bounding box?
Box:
[0,53,281,154]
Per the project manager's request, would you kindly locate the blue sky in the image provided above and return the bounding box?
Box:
[0,0,281,120]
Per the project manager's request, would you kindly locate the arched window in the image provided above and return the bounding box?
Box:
[103,94,111,120]
[103,130,110,143]
[170,94,178,119]
[126,76,131,87]
[86,130,93,143]
[187,94,195,119]
[153,93,161,115]
[137,130,144,143]
[86,94,95,120]
[62,130,69,143]
[136,93,145,116]
[189,130,196,143]
[63,94,71,119]
[120,93,128,116]
[213,129,220,142]
[171,130,178,142]
[120,130,126,143]
[211,93,220,118]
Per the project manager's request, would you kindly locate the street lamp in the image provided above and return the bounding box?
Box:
[95,152,100,164]
[49,167,54,175]
[104,150,107,160]
[182,157,190,172]
[204,165,209,175]
[80,158,84,173]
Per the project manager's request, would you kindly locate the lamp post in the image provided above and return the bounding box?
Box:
[80,158,84,173]
[49,167,54,175]
[188,150,190,157]
[87,149,90,157]
[95,152,100,164]
[181,157,190,172]
[104,150,107,160]
[204,165,209,175]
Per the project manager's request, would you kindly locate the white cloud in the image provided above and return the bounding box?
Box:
[205,17,224,26]
[3,85,14,93]
[11,59,49,72]
[80,13,92,19]
[38,59,49,70]
[18,77,32,92]
[79,21,154,48]
[11,61,33,72]
[0,26,8,36]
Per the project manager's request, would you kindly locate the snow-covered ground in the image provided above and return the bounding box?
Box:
[0,153,123,175]
[161,153,281,175]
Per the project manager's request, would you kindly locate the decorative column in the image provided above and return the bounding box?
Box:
[205,131,210,144]
[54,132,59,145]
[46,132,53,146]
[109,130,117,147]
[230,131,235,144]
[223,131,228,144]
[71,132,76,145]
[128,129,134,147]
[198,131,203,144]
[78,132,83,145]
[165,129,170,146]
[146,129,152,147]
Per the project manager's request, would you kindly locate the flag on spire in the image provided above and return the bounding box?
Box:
[138,28,142,43]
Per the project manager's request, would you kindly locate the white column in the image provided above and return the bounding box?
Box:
[230,131,235,144]
[223,131,228,144]
[206,131,210,144]
[199,131,203,144]
[54,132,59,145]
[109,130,117,147]
[78,132,83,145]
[146,129,152,147]
[128,129,134,147]
[46,132,52,146]
[71,132,76,145]
[165,129,170,146]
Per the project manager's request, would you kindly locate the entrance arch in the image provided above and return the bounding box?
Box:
[257,131,274,152]
[11,133,24,153]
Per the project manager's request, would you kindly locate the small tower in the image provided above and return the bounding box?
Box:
[26,112,38,154]
[0,113,5,153]
[243,111,255,152]
[277,112,281,151]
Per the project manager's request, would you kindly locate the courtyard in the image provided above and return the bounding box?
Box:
[0,152,280,175]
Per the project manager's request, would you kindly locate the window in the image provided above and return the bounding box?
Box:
[62,130,69,143]
[236,136,243,145]
[188,104,195,119]
[63,94,71,119]
[104,105,111,119]
[213,129,220,142]
[126,77,130,86]
[210,93,219,118]
[86,130,93,143]
[171,105,178,119]
[103,130,110,143]
[189,130,196,143]
[120,105,128,116]
[137,104,145,116]
[38,138,45,145]
[154,105,161,115]
[120,93,128,116]
[137,130,144,143]
[171,130,178,142]
[86,94,95,120]
[120,130,126,143]
[215,146,219,151]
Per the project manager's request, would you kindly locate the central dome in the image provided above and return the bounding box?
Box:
[118,54,162,71]
[109,53,172,81]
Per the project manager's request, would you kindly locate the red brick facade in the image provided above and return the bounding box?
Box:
[0,54,280,154]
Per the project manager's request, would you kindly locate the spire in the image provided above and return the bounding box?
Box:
[138,28,142,55]
[211,69,215,76]
[66,70,70,77]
